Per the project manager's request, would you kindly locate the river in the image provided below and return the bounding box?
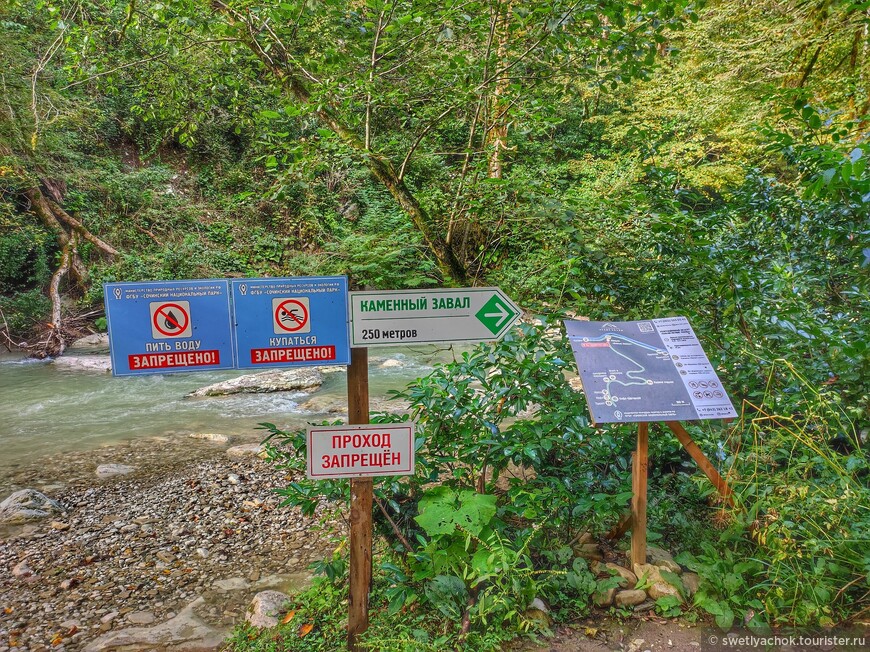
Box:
[0,343,453,479]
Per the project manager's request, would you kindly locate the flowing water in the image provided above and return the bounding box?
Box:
[0,344,454,478]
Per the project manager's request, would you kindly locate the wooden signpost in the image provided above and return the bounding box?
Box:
[347,347,371,651]
[564,317,739,567]
[336,287,521,650]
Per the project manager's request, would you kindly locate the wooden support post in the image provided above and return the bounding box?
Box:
[605,509,633,541]
[347,347,372,652]
[665,421,735,507]
[630,422,649,568]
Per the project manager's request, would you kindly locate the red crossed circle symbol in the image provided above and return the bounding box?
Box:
[153,303,190,337]
[274,299,309,332]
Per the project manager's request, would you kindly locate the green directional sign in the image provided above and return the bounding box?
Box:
[350,287,522,346]
[475,294,520,336]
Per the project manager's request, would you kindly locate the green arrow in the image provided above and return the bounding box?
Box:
[475,294,519,336]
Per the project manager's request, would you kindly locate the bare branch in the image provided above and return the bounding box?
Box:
[61,39,241,90]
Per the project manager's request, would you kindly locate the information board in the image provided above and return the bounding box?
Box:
[232,276,350,369]
[349,287,520,346]
[104,279,235,376]
[307,423,415,479]
[565,317,737,424]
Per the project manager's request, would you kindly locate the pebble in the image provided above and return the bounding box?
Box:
[12,560,34,578]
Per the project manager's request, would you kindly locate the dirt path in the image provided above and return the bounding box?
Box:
[508,618,708,651]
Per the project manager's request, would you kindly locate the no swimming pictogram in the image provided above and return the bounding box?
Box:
[150,301,192,339]
[272,297,311,334]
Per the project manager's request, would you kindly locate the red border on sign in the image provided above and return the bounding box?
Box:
[274,298,309,333]
[307,425,414,479]
[153,302,190,337]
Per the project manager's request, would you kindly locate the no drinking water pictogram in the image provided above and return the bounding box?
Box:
[150,301,192,339]
[272,297,310,334]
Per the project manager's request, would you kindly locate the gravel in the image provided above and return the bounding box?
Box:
[0,436,342,650]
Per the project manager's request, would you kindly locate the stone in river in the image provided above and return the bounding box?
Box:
[186,368,323,397]
[95,464,135,478]
[0,489,65,524]
[52,355,112,372]
[188,432,229,443]
[68,333,109,350]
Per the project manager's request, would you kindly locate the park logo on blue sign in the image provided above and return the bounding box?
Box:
[104,280,236,376]
[231,276,350,369]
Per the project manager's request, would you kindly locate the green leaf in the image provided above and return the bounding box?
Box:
[715,605,735,630]
[424,575,468,620]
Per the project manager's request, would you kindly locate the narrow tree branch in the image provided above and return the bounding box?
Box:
[374,496,412,554]
[61,39,240,90]
[365,8,388,151]
[48,200,118,257]
[398,105,455,181]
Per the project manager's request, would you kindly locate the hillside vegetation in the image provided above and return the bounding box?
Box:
[1,0,868,648]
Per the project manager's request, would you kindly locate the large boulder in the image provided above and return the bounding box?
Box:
[0,489,65,524]
[52,355,112,372]
[67,333,110,351]
[247,590,291,628]
[186,369,323,398]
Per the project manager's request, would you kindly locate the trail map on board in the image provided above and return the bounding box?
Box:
[565,317,737,424]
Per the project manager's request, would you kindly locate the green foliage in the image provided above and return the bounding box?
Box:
[0,289,51,335]
[0,223,53,292]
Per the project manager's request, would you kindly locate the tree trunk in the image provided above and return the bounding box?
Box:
[222,7,468,285]
[487,2,514,180]
[3,142,117,354]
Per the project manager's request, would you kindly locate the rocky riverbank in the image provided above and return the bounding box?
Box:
[0,433,341,651]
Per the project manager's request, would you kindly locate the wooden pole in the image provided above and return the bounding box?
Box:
[347,347,372,651]
[630,422,649,568]
[665,421,735,507]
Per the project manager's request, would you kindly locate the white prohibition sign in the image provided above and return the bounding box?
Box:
[272,297,311,334]
[149,301,192,339]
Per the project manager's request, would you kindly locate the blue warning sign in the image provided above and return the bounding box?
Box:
[104,280,236,376]
[231,277,350,369]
